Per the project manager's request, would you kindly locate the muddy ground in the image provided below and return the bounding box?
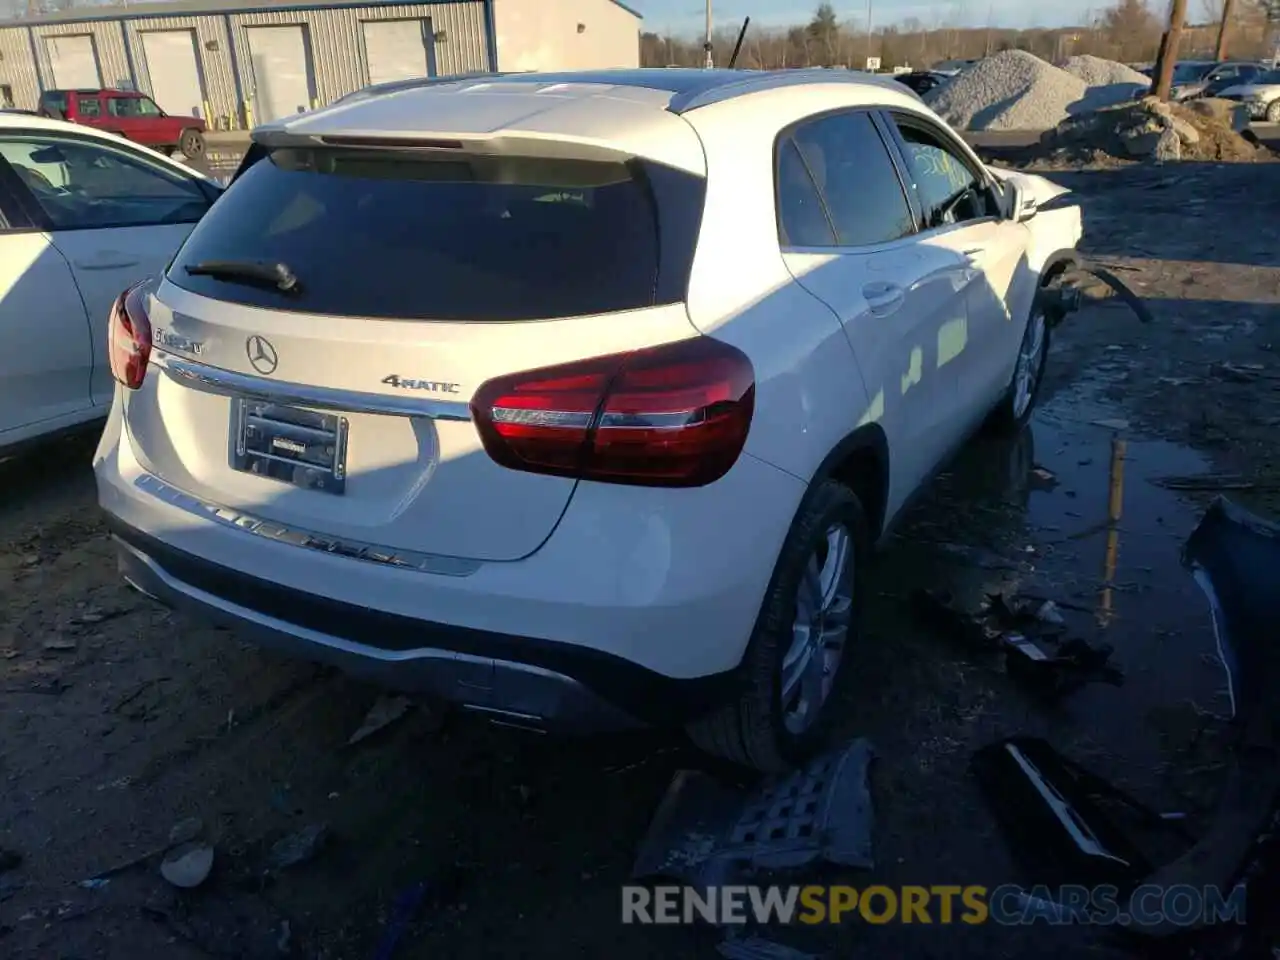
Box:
[2,158,1279,959]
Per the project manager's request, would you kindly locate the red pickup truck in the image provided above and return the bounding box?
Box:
[37,88,206,159]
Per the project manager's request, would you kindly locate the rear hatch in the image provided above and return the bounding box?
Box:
[124,134,706,562]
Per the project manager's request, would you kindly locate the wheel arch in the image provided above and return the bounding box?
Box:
[805,423,891,542]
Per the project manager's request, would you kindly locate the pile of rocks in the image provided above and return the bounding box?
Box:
[1038,96,1264,163]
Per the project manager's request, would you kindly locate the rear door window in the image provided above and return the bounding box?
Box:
[168,147,701,321]
[775,110,914,248]
[0,135,210,230]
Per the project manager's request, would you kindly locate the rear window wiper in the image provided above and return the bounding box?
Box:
[183,259,301,294]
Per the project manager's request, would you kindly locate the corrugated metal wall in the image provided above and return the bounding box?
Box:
[0,27,41,109]
[125,16,239,128]
[0,1,488,121]
[31,21,134,91]
[228,2,486,114]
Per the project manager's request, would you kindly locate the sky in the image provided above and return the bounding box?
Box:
[631,0,1105,35]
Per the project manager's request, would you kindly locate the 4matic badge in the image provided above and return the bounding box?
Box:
[381,375,461,394]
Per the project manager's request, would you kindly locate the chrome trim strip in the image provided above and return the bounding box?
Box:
[153,352,473,422]
[134,473,482,577]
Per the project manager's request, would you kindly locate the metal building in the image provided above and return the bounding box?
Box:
[0,0,641,128]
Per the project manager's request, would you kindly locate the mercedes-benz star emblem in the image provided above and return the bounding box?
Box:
[246,335,278,376]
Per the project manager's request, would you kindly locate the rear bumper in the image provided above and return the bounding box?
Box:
[94,398,807,731]
[111,520,735,731]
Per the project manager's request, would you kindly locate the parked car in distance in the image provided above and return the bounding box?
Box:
[1168,60,1266,100]
[0,114,224,456]
[932,58,979,77]
[894,71,948,96]
[37,89,207,159]
[95,67,1082,772]
[1218,68,1280,122]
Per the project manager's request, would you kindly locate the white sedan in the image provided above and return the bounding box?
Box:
[0,114,223,455]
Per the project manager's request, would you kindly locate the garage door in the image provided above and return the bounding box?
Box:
[362,20,431,85]
[141,30,204,118]
[246,25,311,123]
[47,35,101,89]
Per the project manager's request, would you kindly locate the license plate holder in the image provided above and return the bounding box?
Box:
[231,399,349,495]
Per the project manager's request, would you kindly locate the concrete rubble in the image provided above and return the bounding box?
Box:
[1038,96,1263,164]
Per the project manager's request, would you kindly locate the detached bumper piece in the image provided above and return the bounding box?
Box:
[972,497,1280,946]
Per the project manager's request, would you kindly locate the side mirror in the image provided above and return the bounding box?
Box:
[1003,180,1038,223]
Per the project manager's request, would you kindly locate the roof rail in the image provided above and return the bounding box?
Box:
[668,68,923,113]
[331,72,528,106]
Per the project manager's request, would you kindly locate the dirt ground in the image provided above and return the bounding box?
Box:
[2,157,1279,960]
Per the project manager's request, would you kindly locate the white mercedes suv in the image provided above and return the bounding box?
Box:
[94,69,1082,772]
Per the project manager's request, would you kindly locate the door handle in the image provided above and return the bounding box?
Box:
[862,281,905,315]
[73,253,141,270]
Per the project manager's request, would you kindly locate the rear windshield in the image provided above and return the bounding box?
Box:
[167,145,704,321]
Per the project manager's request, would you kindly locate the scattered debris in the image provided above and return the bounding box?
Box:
[1209,360,1268,383]
[267,823,329,872]
[1002,633,1124,698]
[633,739,875,890]
[1031,466,1058,487]
[971,737,1185,892]
[277,919,292,954]
[1151,473,1258,492]
[42,637,77,652]
[160,842,215,889]
[348,694,414,745]
[718,935,821,960]
[76,878,109,890]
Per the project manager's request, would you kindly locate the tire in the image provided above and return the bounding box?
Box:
[178,128,206,159]
[987,282,1052,434]
[686,480,868,773]
[1267,100,1280,124]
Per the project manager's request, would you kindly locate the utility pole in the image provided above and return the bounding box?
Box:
[703,0,714,68]
[1215,0,1236,60]
[865,0,874,65]
[1152,0,1188,101]
[985,0,994,56]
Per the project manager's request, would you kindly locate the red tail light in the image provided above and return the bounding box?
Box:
[470,337,755,487]
[107,283,152,390]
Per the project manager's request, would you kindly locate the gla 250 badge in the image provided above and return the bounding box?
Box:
[381,375,461,394]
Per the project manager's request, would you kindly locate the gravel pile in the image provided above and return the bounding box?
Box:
[1062,54,1152,109]
[925,50,1088,131]
[1061,54,1151,89]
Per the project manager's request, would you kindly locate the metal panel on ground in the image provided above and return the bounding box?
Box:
[47,34,100,89]
[361,19,431,85]
[246,24,311,123]
[141,30,204,118]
